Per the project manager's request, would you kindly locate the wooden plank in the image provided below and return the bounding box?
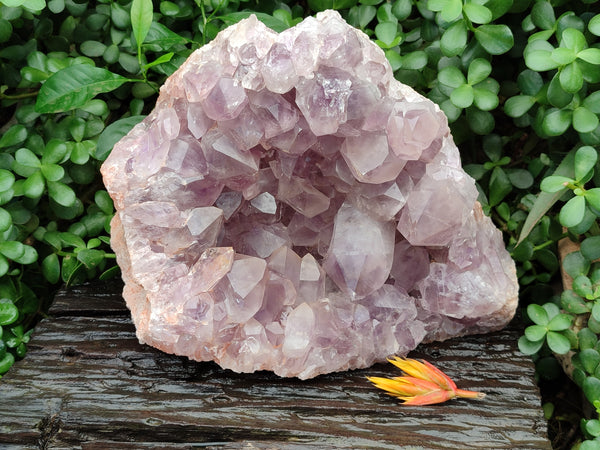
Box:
[0,281,551,449]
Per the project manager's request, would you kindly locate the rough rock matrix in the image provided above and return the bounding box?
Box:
[101,11,518,379]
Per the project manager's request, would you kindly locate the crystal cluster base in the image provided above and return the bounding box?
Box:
[101,11,518,379]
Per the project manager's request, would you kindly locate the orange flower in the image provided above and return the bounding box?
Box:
[367,356,485,405]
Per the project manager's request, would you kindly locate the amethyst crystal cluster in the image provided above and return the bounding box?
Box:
[101,11,518,379]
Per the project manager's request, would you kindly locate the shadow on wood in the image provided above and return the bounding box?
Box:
[0,280,550,449]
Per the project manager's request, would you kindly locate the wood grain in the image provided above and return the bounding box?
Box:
[0,280,550,449]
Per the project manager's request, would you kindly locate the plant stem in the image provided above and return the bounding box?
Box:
[0,91,39,100]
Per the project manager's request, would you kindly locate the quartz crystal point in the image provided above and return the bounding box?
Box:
[101,11,519,380]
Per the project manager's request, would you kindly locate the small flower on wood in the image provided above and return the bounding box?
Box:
[367,356,486,405]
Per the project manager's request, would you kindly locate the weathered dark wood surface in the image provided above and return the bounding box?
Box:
[0,280,550,449]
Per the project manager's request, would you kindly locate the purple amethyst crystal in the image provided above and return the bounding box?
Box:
[101,11,518,379]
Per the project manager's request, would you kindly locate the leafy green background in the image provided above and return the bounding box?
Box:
[0,0,599,447]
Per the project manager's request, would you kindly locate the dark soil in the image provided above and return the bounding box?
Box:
[540,373,587,449]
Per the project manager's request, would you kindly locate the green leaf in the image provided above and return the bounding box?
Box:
[473,88,498,111]
[95,116,145,161]
[0,299,18,326]
[590,301,600,321]
[61,254,83,285]
[131,0,153,50]
[582,236,600,261]
[80,40,107,58]
[42,139,68,165]
[474,24,514,55]
[584,377,600,404]
[0,241,24,261]
[525,50,560,71]
[463,3,492,24]
[531,1,555,30]
[15,245,37,265]
[99,265,120,281]
[71,142,90,165]
[507,169,534,189]
[450,84,473,108]
[512,240,533,262]
[0,208,12,233]
[518,335,545,355]
[440,0,462,22]
[464,164,487,181]
[15,148,40,168]
[573,107,600,134]
[60,232,86,249]
[0,255,8,278]
[547,74,573,108]
[47,181,76,207]
[584,419,600,438]
[574,146,598,181]
[528,303,549,326]
[142,52,174,72]
[438,66,466,89]
[0,352,15,374]
[551,47,576,65]
[21,67,48,83]
[401,51,427,70]
[483,135,503,162]
[560,195,586,228]
[542,109,572,136]
[578,48,600,65]
[439,99,461,122]
[119,54,141,75]
[589,14,600,36]
[540,175,573,192]
[580,349,600,374]
[561,28,586,53]
[518,70,544,96]
[77,249,105,269]
[427,0,446,11]
[467,58,491,85]
[0,125,27,149]
[218,12,290,33]
[561,290,590,314]
[144,21,189,50]
[466,108,494,135]
[35,65,130,114]
[428,0,461,21]
[579,328,598,350]
[392,0,412,21]
[385,50,401,71]
[354,4,376,28]
[23,171,45,199]
[543,302,560,320]
[535,248,559,272]
[308,0,357,11]
[563,250,590,278]
[504,95,536,118]
[440,20,467,57]
[95,190,114,215]
[495,202,510,222]
[547,313,573,331]
[375,21,398,46]
[546,331,571,354]
[559,62,583,94]
[488,166,511,206]
[525,324,547,342]
[585,188,600,211]
[0,170,15,193]
[42,253,60,284]
[41,164,65,182]
[574,275,593,299]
